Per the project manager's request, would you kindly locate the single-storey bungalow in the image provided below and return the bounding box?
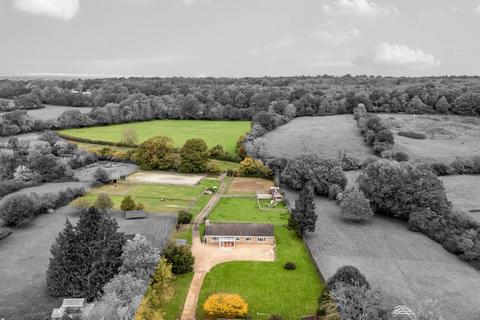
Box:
[204,222,275,247]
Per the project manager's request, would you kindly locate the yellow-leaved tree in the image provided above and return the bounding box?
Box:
[134,258,173,320]
[203,293,248,319]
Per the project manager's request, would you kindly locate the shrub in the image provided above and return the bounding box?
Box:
[94,193,114,211]
[430,163,455,176]
[327,265,370,289]
[163,242,194,274]
[284,262,296,270]
[0,193,37,226]
[337,151,362,171]
[177,210,193,225]
[120,195,136,211]
[94,167,110,184]
[398,131,426,139]
[135,203,145,211]
[328,184,342,200]
[203,294,249,320]
[121,128,138,145]
[208,144,225,159]
[380,150,409,162]
[339,188,374,222]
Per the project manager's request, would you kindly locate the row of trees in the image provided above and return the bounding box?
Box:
[354,104,395,155]
[358,160,480,270]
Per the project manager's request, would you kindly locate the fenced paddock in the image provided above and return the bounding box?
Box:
[126,171,205,186]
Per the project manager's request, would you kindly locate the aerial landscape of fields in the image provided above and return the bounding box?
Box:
[2,1,480,320]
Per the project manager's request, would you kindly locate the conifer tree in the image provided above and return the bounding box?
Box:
[290,181,317,237]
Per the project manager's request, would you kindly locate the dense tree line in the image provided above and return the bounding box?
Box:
[358,160,480,270]
[2,75,480,137]
[0,132,96,198]
[354,104,395,155]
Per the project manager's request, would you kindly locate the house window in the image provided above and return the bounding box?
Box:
[245,237,251,241]
[236,237,240,241]
[212,237,218,241]
[257,237,266,242]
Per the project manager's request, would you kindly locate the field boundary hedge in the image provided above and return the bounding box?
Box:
[58,133,138,148]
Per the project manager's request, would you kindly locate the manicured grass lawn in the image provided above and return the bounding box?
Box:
[163,272,195,320]
[72,179,220,214]
[59,119,250,154]
[197,226,324,319]
[208,197,289,225]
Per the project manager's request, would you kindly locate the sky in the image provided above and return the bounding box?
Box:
[0,0,479,77]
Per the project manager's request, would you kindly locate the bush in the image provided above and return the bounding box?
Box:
[380,150,409,162]
[94,193,113,211]
[121,128,138,145]
[398,131,426,139]
[203,294,249,320]
[337,151,362,171]
[177,210,193,225]
[339,188,374,222]
[135,203,145,211]
[284,262,296,270]
[328,184,342,200]
[327,265,370,289]
[163,242,194,274]
[120,195,136,211]
[208,144,225,159]
[94,167,110,184]
[430,163,455,176]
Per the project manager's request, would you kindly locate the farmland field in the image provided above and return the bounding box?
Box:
[225,177,274,196]
[282,187,480,320]
[197,226,324,319]
[260,115,374,160]
[0,206,176,320]
[0,102,92,121]
[59,119,250,154]
[440,174,480,224]
[378,113,480,163]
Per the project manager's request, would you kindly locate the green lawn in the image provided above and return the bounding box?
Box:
[163,272,195,320]
[208,197,289,225]
[72,179,220,214]
[59,119,250,155]
[197,226,324,319]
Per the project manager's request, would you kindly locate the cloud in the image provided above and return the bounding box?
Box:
[14,0,80,20]
[476,2,480,14]
[248,37,294,56]
[374,42,440,67]
[322,0,398,17]
[183,0,196,6]
[312,28,360,45]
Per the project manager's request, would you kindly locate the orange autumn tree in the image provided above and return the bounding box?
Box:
[203,293,249,319]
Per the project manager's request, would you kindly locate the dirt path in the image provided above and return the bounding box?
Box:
[180,175,275,320]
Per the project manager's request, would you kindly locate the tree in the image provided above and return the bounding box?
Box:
[339,188,374,222]
[177,210,193,225]
[179,138,209,173]
[203,294,248,320]
[120,235,160,281]
[238,157,272,179]
[13,165,37,182]
[208,144,224,159]
[46,208,125,301]
[435,96,451,113]
[331,282,383,320]
[453,92,480,116]
[120,195,136,211]
[290,181,317,237]
[163,242,195,274]
[133,136,176,170]
[14,92,42,109]
[358,160,450,220]
[121,128,138,145]
[0,193,37,226]
[253,111,276,131]
[135,258,173,320]
[327,265,370,289]
[94,168,110,184]
[94,193,114,212]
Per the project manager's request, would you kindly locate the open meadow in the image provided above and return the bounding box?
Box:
[59,119,250,154]
[260,115,374,161]
[440,174,480,224]
[283,184,480,320]
[378,113,480,163]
